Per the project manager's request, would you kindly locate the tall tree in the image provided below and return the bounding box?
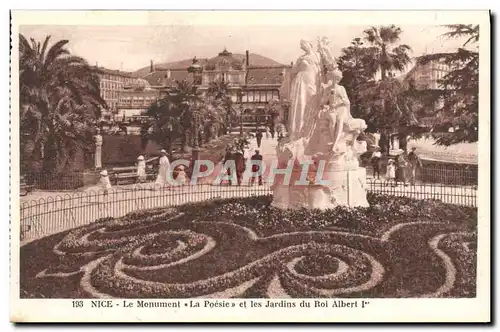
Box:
[363,25,412,80]
[357,26,413,150]
[416,24,479,145]
[146,80,203,154]
[19,34,106,176]
[337,37,379,119]
[207,80,234,133]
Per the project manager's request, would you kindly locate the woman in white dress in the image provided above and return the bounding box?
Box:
[155,150,170,188]
[137,155,147,183]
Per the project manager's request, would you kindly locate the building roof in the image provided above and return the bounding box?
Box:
[93,66,135,78]
[134,52,287,77]
[204,49,245,71]
[142,69,191,86]
[247,67,287,85]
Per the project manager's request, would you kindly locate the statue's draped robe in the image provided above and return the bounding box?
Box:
[305,84,354,158]
[283,52,321,160]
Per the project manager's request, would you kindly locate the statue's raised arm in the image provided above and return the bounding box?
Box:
[317,37,337,72]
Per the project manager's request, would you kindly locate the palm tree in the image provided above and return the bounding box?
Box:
[360,26,413,150]
[207,80,234,132]
[146,80,203,153]
[19,34,106,178]
[363,25,412,80]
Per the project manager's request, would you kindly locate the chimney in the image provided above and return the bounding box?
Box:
[150,60,154,73]
[245,50,250,84]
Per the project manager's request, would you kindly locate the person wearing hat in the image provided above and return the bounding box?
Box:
[137,155,147,183]
[250,149,263,186]
[155,149,170,187]
[175,165,187,186]
[407,147,422,185]
[386,159,396,186]
[371,147,382,180]
[99,169,112,194]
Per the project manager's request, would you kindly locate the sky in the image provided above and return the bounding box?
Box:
[19,24,469,73]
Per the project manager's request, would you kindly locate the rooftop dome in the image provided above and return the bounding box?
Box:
[187,57,203,73]
[204,48,244,71]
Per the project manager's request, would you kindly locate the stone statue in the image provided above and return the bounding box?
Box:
[271,37,369,210]
[94,128,103,170]
[286,39,322,142]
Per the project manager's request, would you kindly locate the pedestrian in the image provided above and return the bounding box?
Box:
[255,129,263,148]
[407,147,423,185]
[99,169,112,194]
[137,155,147,183]
[250,150,263,186]
[155,149,170,188]
[265,127,270,139]
[386,159,396,186]
[175,165,188,186]
[223,146,234,186]
[395,153,408,186]
[371,148,382,179]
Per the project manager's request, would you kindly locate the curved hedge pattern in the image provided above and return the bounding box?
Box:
[20,195,477,298]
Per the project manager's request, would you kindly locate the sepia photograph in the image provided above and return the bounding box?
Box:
[9,10,490,323]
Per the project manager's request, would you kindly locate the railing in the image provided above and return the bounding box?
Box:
[368,180,477,208]
[365,162,478,186]
[19,180,477,243]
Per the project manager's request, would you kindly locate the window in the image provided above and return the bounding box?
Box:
[231,94,237,102]
[242,93,248,102]
[260,91,266,102]
[248,91,254,102]
[272,90,279,99]
[267,91,273,101]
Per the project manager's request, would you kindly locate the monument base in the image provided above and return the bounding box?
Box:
[271,167,369,210]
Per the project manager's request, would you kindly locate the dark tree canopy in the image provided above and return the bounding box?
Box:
[417,24,479,145]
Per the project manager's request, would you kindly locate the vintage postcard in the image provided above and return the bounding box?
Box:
[10,10,490,323]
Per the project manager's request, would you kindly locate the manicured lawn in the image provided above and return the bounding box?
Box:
[20,194,477,299]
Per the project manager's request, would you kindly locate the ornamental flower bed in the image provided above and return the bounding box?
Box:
[20,194,477,298]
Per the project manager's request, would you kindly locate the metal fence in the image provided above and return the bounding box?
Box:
[368,180,477,207]
[19,180,477,243]
[365,162,478,186]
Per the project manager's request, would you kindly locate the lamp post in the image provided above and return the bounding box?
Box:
[237,91,244,136]
[239,106,244,136]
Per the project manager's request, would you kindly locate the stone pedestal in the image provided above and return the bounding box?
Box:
[271,166,369,210]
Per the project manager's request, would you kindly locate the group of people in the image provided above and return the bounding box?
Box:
[371,147,423,186]
[98,149,189,193]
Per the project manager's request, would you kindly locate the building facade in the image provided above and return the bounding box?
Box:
[115,79,160,120]
[405,58,453,90]
[141,49,292,123]
[94,67,139,112]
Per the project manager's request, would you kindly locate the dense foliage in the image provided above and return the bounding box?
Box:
[147,80,233,155]
[19,34,106,175]
[416,25,479,145]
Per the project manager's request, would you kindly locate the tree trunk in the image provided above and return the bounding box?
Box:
[399,133,408,151]
[166,137,173,159]
[379,130,390,154]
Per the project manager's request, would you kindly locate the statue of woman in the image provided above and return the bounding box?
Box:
[305,69,366,161]
[94,128,103,170]
[287,39,322,141]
